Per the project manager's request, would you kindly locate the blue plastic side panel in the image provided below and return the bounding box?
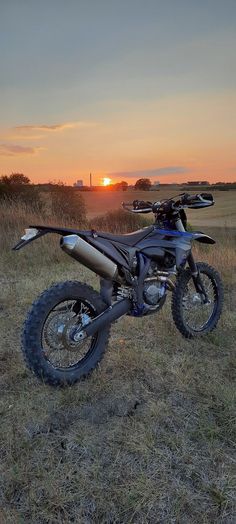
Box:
[136,228,192,269]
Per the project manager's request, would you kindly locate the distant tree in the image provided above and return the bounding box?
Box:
[1,172,30,185]
[134,178,151,191]
[0,172,44,211]
[119,181,128,191]
[113,181,128,191]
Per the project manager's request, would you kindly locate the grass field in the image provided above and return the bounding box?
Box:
[0,195,236,523]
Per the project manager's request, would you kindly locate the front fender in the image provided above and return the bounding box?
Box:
[192,232,215,244]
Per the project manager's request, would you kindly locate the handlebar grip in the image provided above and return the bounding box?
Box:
[181,193,193,204]
[133,200,153,209]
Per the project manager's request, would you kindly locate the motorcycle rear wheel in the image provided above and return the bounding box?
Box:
[22,281,110,386]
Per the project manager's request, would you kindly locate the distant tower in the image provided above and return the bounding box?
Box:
[90,173,92,187]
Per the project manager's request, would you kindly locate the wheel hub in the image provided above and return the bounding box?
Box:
[44,309,91,352]
[191,293,202,305]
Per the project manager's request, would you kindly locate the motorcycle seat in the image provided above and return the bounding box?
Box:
[97,225,154,246]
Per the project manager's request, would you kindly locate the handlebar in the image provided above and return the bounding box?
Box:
[122,200,154,213]
[122,192,214,214]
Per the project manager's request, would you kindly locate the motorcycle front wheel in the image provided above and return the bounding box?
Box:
[22,281,110,386]
[172,262,224,339]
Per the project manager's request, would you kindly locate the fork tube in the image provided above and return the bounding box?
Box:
[175,218,185,232]
[175,214,207,300]
[187,252,208,300]
[188,252,198,276]
[176,218,205,295]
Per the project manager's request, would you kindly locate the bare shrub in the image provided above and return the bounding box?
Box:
[0,174,45,213]
[50,185,87,226]
[90,208,150,233]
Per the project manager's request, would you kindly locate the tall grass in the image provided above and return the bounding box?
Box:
[0,201,151,255]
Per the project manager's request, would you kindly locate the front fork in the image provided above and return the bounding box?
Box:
[175,219,209,303]
[187,252,209,303]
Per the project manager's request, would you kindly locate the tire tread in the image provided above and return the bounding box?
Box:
[22,281,110,386]
[172,262,224,339]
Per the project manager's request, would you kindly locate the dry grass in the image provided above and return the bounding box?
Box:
[90,209,150,234]
[0,200,236,523]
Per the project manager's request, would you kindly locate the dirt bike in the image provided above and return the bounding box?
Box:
[14,192,223,386]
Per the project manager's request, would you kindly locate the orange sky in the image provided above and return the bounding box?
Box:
[1,91,236,185]
[1,2,236,185]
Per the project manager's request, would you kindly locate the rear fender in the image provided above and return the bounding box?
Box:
[13,228,48,250]
[13,225,89,251]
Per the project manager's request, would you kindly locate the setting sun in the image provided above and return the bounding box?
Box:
[102,177,112,186]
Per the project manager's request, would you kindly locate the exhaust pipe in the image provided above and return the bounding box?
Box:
[61,234,118,281]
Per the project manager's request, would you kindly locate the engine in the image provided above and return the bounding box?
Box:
[116,260,172,315]
[143,278,166,309]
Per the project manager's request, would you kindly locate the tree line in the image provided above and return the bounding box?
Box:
[0,173,153,194]
[0,173,86,224]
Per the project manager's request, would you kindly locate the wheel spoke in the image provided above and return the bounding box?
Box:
[181,273,216,331]
[42,298,97,369]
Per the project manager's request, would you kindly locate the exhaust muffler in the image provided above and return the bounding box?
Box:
[61,234,118,280]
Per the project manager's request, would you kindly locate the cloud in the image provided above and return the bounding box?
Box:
[109,166,189,178]
[13,121,97,133]
[0,143,42,156]
[6,134,45,141]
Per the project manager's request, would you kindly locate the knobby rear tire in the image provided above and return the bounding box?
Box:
[172,262,224,339]
[22,281,110,387]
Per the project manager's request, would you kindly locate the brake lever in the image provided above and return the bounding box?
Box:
[132,207,153,214]
[121,202,134,212]
[122,201,153,213]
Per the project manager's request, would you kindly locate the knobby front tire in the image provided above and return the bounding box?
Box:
[172,262,224,339]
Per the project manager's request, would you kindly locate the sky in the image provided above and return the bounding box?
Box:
[0,0,236,185]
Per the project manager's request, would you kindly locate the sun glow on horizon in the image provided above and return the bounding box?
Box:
[102,177,112,186]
